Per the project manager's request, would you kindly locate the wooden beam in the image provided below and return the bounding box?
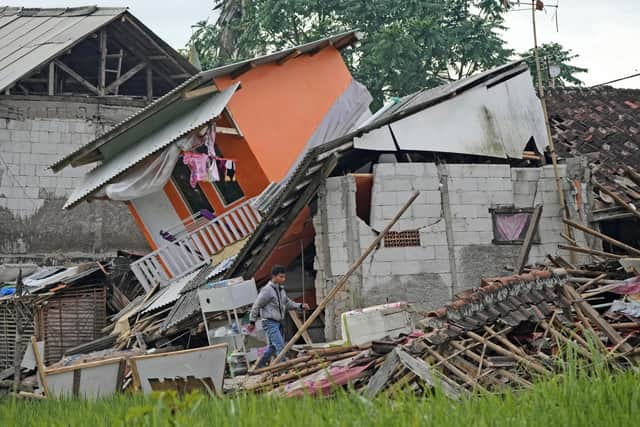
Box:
[276,49,302,65]
[466,330,550,375]
[563,218,640,256]
[31,336,49,397]
[598,184,640,221]
[558,244,623,259]
[288,310,313,345]
[183,84,218,100]
[146,66,153,101]
[516,205,543,273]
[216,126,240,136]
[105,61,147,94]
[53,60,99,95]
[47,62,54,96]
[98,29,107,96]
[564,285,634,353]
[271,191,420,365]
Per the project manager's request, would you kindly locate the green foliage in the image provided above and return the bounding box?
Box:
[189,0,514,109]
[1,366,639,427]
[520,42,588,87]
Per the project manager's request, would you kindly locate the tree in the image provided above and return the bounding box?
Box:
[189,0,514,109]
[520,42,588,88]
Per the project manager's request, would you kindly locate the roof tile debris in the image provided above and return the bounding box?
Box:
[547,87,640,205]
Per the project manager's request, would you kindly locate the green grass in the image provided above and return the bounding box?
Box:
[1,367,639,427]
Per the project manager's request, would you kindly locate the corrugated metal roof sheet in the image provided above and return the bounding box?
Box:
[160,255,236,330]
[140,269,199,314]
[63,82,240,209]
[0,6,125,92]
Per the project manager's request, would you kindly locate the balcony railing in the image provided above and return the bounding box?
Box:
[130,198,262,291]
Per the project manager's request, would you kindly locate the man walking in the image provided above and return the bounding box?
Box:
[247,265,309,368]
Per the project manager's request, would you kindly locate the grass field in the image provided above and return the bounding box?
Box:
[1,365,638,426]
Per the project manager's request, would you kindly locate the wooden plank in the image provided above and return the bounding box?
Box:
[183,84,218,100]
[563,285,634,353]
[288,310,313,345]
[54,60,99,94]
[31,336,48,397]
[516,205,543,273]
[365,349,399,397]
[396,348,462,399]
[558,244,623,259]
[105,62,147,94]
[146,66,153,101]
[271,191,420,365]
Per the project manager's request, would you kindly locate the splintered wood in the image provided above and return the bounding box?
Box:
[237,268,640,398]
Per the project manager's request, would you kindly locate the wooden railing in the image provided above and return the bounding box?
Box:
[130,199,262,291]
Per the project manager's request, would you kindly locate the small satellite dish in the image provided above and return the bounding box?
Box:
[549,64,561,78]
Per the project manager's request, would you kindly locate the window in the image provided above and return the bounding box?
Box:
[211,145,244,205]
[384,230,421,247]
[171,156,214,215]
[490,207,540,245]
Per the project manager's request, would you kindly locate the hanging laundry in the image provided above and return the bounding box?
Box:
[225,160,237,182]
[182,152,209,188]
[205,124,216,157]
[208,157,221,182]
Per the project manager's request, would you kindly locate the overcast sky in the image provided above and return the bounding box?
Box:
[15,1,640,88]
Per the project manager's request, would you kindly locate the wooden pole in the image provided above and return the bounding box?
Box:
[98,29,107,96]
[563,218,640,256]
[270,191,420,365]
[531,1,575,259]
[516,205,543,273]
[12,270,23,393]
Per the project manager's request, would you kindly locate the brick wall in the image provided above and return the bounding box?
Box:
[0,98,148,262]
[314,162,588,338]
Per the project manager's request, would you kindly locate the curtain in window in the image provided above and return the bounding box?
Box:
[495,213,530,241]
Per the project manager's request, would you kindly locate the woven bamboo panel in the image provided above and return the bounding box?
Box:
[40,284,107,365]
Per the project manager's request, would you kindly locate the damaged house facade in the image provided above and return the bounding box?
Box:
[0,6,197,262]
[55,31,371,298]
[223,61,597,340]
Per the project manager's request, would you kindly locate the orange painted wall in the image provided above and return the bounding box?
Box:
[214,46,353,182]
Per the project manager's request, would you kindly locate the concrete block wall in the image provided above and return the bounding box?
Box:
[0,98,148,261]
[314,161,587,338]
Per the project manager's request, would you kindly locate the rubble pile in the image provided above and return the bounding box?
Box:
[236,267,640,397]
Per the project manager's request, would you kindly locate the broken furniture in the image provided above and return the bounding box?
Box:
[197,277,257,352]
[341,302,413,346]
[129,344,228,395]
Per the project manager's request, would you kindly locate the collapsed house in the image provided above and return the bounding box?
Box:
[3,28,639,398]
[52,32,370,347]
[0,6,197,263]
[0,253,142,376]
